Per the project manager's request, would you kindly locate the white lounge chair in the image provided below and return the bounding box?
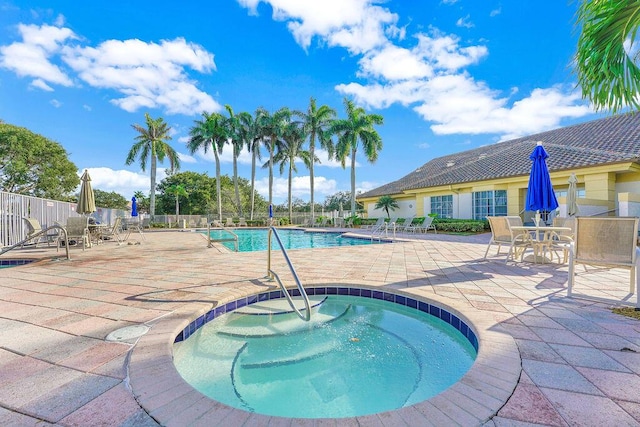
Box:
[397,216,415,233]
[237,218,248,227]
[415,216,437,234]
[363,217,385,230]
[567,217,640,308]
[225,218,236,227]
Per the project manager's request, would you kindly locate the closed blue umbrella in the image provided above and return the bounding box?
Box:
[131,196,138,217]
[526,142,558,224]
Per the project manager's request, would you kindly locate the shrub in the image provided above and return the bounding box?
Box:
[433,218,487,233]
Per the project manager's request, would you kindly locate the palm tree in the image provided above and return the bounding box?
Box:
[245,109,263,220]
[295,97,336,224]
[224,105,248,217]
[332,98,384,216]
[271,122,313,221]
[187,112,228,221]
[374,195,399,219]
[255,107,291,207]
[575,1,640,113]
[126,113,180,218]
[166,184,188,220]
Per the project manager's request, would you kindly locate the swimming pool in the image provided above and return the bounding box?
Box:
[207,228,382,252]
[0,259,35,269]
[173,288,477,419]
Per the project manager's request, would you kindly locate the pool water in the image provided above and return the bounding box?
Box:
[173,295,477,418]
[207,228,380,252]
[0,259,35,269]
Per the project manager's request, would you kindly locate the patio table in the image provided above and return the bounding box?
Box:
[510,225,572,264]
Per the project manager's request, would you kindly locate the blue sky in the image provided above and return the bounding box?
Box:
[0,1,600,204]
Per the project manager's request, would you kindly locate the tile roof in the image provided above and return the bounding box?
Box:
[360,112,640,198]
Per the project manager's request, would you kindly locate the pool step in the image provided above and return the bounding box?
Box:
[217,298,350,338]
[234,295,326,315]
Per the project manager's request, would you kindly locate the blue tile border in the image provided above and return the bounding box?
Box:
[174,287,479,352]
[0,259,35,267]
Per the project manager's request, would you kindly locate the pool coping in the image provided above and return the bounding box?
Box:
[128,284,521,426]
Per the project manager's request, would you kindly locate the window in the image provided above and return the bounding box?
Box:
[430,195,453,218]
[555,188,585,198]
[472,190,507,220]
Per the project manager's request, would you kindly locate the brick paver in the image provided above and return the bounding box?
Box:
[0,228,638,426]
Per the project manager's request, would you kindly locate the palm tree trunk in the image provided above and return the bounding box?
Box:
[288,162,293,221]
[150,155,157,218]
[214,150,222,221]
[309,135,315,223]
[350,147,357,216]
[250,149,256,220]
[233,154,242,216]
[268,137,274,207]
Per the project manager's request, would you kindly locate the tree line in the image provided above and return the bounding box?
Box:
[127,97,383,221]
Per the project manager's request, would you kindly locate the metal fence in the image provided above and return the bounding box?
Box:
[1,191,126,247]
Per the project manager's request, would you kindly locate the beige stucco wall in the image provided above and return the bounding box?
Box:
[359,163,640,220]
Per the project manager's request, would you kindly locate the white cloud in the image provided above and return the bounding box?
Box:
[62,37,221,115]
[0,24,75,86]
[236,0,400,54]
[0,23,221,116]
[358,44,433,81]
[253,174,338,202]
[456,15,474,29]
[177,152,198,164]
[30,78,53,91]
[50,99,62,107]
[79,167,161,197]
[490,8,502,17]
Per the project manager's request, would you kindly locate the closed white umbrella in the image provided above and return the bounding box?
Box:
[77,170,96,215]
[567,173,579,217]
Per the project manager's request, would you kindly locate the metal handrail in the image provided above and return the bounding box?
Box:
[266,226,311,321]
[206,223,239,251]
[0,225,70,260]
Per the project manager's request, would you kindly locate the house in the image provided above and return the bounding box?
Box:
[358,112,640,222]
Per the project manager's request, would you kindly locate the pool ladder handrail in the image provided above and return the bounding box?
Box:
[207,223,239,252]
[267,226,311,321]
[0,224,70,260]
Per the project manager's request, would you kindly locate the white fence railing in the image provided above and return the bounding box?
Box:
[1,191,126,247]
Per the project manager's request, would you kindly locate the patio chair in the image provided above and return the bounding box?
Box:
[22,217,55,247]
[225,218,236,227]
[99,217,124,244]
[484,216,531,262]
[567,217,640,308]
[549,217,576,263]
[237,218,248,227]
[63,217,91,250]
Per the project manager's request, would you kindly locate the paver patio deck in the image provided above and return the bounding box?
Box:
[0,228,638,426]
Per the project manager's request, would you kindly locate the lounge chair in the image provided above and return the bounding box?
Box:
[237,218,248,227]
[415,216,437,234]
[363,217,385,230]
[484,216,531,262]
[63,217,91,250]
[567,217,640,308]
[22,217,55,247]
[397,216,416,233]
[225,218,236,227]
